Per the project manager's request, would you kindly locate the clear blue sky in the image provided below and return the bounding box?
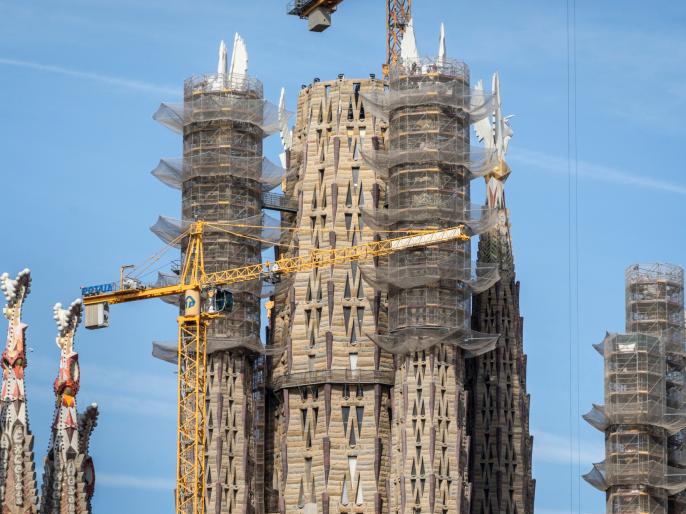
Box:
[1,1,685,512]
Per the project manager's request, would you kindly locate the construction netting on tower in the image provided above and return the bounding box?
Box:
[151,73,295,351]
[149,35,293,513]
[584,263,686,514]
[361,57,499,355]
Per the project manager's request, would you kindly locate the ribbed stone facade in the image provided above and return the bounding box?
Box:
[267,77,393,513]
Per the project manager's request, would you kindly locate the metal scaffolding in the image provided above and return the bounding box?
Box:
[585,263,686,514]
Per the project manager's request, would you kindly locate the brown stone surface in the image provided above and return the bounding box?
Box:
[267,77,393,513]
[468,208,535,514]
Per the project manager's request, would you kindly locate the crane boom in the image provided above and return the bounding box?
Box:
[83,224,467,306]
[81,221,467,514]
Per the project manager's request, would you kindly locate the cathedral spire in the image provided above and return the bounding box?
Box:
[0,269,39,513]
[468,75,535,514]
[41,299,98,514]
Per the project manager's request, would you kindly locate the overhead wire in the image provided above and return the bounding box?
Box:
[566,0,581,512]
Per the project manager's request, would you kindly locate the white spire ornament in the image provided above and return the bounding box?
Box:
[278,87,293,169]
[217,39,228,75]
[400,18,420,67]
[474,72,515,209]
[437,22,446,66]
[228,32,248,82]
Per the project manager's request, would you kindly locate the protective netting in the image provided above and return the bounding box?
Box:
[360,84,494,124]
[153,97,292,137]
[359,60,501,355]
[149,213,286,248]
[361,144,500,181]
[151,155,286,192]
[360,261,499,294]
[152,334,285,365]
[584,425,686,494]
[151,71,276,353]
[585,263,686,507]
[361,203,498,235]
[583,333,686,433]
[367,327,497,357]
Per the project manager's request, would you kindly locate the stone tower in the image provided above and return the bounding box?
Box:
[268,75,394,513]
[376,28,497,513]
[0,269,39,513]
[468,73,535,514]
[267,22,504,514]
[40,299,98,514]
[152,35,282,513]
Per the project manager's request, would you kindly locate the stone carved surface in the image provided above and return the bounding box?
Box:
[0,269,39,514]
[40,299,98,514]
[268,77,393,514]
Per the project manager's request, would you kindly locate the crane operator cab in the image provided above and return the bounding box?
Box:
[206,287,234,314]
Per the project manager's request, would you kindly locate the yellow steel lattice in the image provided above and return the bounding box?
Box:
[177,317,208,514]
[384,0,412,77]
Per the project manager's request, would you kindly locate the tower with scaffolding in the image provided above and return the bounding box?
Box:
[70,16,537,514]
[264,21,518,513]
[584,263,686,514]
[152,35,291,513]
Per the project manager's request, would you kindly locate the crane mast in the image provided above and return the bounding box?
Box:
[81,222,468,514]
[384,0,412,76]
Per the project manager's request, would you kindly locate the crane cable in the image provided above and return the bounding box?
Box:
[566,0,581,512]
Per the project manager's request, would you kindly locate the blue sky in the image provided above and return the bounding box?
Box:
[0,0,685,512]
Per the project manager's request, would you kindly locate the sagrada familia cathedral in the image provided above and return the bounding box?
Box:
[0,16,534,514]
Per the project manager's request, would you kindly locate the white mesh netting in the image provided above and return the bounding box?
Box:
[149,213,286,248]
[151,155,287,192]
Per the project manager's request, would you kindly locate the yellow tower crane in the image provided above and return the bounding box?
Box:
[81,221,469,514]
[288,0,412,76]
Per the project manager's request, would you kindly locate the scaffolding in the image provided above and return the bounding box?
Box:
[585,264,686,514]
[362,58,499,355]
[153,70,277,514]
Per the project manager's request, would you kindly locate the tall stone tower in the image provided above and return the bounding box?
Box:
[266,22,505,514]
[268,74,394,513]
[41,299,98,514]
[0,269,39,513]
[152,36,281,513]
[468,74,535,514]
[376,26,498,513]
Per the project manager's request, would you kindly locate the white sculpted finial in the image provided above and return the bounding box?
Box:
[53,299,82,351]
[474,72,515,209]
[400,19,420,67]
[437,23,446,65]
[278,87,293,168]
[228,32,248,81]
[217,39,228,75]
[1,268,31,310]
